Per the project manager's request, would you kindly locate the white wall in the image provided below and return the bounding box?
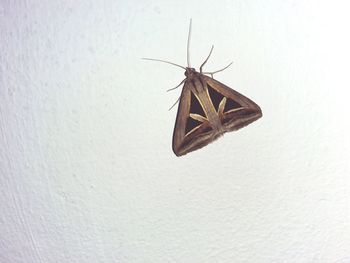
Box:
[1,1,350,262]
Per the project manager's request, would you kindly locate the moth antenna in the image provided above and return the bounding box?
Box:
[167,79,186,92]
[187,19,192,68]
[200,45,214,73]
[142,58,186,70]
[203,61,233,75]
[168,96,180,111]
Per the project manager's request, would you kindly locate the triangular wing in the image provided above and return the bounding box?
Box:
[203,75,262,132]
[172,81,220,156]
[172,76,262,156]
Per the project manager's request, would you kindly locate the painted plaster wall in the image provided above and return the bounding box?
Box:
[1,0,350,262]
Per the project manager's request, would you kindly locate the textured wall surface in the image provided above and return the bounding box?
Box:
[1,1,350,262]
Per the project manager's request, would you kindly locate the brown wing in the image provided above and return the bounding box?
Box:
[203,75,262,132]
[172,80,220,156]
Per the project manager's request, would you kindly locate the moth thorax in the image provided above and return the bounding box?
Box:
[184,67,197,78]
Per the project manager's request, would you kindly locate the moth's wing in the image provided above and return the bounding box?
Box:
[172,80,219,156]
[172,83,191,156]
[203,75,262,132]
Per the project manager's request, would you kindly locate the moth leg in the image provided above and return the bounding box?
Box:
[202,61,233,76]
[200,45,214,73]
[167,79,186,92]
[168,96,181,111]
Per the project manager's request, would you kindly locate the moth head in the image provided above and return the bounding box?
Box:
[185,67,197,78]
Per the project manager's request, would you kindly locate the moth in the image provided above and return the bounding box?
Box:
[143,20,262,156]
